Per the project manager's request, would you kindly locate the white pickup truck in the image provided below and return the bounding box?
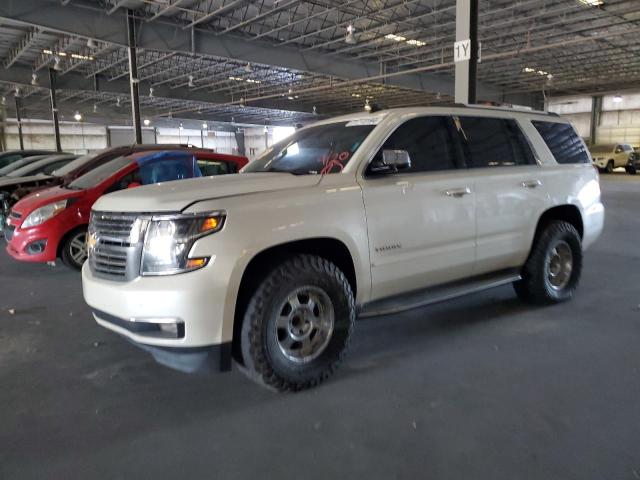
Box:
[82,106,604,391]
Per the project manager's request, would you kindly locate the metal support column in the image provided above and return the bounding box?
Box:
[14,95,24,150]
[454,0,478,105]
[127,9,142,144]
[589,95,602,146]
[49,68,62,152]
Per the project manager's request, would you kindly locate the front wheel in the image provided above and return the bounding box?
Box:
[605,160,614,173]
[240,254,355,391]
[60,227,88,270]
[514,221,582,304]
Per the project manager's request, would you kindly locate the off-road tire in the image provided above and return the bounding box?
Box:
[60,227,88,271]
[240,254,355,391]
[514,221,582,305]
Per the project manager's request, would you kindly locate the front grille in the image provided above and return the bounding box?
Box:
[89,212,145,281]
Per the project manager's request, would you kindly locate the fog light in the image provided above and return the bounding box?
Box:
[26,239,47,255]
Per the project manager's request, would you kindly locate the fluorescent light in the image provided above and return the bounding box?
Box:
[385,34,406,42]
[578,0,603,6]
[406,39,426,46]
[522,66,550,76]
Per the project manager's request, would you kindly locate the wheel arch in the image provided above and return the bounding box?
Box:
[533,205,584,245]
[56,224,88,259]
[231,237,357,364]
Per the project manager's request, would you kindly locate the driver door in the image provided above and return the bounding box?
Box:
[359,115,476,301]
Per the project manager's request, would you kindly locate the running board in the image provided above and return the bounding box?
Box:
[358,269,522,318]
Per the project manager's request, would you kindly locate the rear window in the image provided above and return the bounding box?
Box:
[532,121,590,164]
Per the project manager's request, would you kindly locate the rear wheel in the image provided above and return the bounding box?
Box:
[514,221,582,304]
[605,160,614,173]
[60,227,88,271]
[626,166,637,175]
[240,254,355,391]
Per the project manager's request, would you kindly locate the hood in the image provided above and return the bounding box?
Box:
[93,172,322,213]
[11,186,84,216]
[0,174,52,189]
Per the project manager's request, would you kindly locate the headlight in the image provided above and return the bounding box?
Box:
[141,212,225,275]
[21,200,67,228]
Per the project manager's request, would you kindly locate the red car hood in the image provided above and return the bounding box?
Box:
[11,186,84,217]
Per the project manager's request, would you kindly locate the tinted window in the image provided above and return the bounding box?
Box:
[369,116,458,174]
[0,153,24,168]
[457,117,535,167]
[532,120,590,164]
[197,160,230,176]
[243,121,375,175]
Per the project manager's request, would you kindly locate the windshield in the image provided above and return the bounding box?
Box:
[242,121,375,175]
[67,156,131,190]
[590,144,615,153]
[52,150,107,177]
[0,155,48,176]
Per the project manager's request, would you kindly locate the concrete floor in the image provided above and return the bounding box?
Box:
[1,174,639,479]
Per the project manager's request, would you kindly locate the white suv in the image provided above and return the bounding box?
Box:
[590,143,635,173]
[82,106,604,391]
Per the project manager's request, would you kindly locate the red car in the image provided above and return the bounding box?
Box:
[4,150,247,270]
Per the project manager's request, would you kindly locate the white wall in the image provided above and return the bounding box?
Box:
[155,127,239,155]
[4,118,108,153]
[548,92,640,146]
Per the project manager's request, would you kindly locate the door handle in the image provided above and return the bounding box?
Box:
[444,187,472,198]
[522,179,542,189]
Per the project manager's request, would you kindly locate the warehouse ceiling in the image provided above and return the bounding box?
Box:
[0,0,639,126]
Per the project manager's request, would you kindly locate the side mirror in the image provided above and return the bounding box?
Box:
[382,149,412,171]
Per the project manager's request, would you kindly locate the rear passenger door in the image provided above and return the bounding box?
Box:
[455,116,549,275]
[360,115,476,300]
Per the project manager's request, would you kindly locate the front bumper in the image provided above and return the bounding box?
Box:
[592,157,609,169]
[4,217,59,263]
[82,260,229,349]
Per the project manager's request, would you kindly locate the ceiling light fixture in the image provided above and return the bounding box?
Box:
[143,118,151,126]
[93,103,98,113]
[385,33,406,42]
[149,87,154,98]
[31,73,38,86]
[188,75,194,87]
[613,94,623,103]
[1,96,6,106]
[313,106,317,115]
[364,99,372,112]
[244,62,252,73]
[578,0,603,6]
[116,97,121,107]
[53,56,62,71]
[74,111,82,121]
[202,122,208,129]
[522,66,549,76]
[179,122,184,130]
[87,38,97,49]
[345,24,357,45]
